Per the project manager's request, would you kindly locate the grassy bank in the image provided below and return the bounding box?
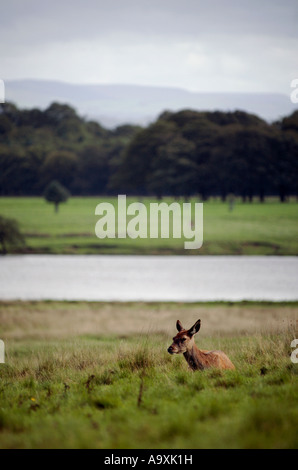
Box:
[0,301,297,449]
[0,197,297,255]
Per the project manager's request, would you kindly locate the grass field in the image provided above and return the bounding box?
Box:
[0,301,298,449]
[0,197,297,255]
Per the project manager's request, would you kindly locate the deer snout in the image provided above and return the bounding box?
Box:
[167,346,174,354]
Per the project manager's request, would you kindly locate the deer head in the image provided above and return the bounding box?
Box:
[167,319,201,355]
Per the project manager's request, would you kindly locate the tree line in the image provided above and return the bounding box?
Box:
[0,102,141,196]
[0,101,297,201]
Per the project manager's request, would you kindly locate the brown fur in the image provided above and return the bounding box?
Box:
[167,319,235,371]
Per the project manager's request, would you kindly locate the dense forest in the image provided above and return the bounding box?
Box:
[0,101,297,201]
[0,102,141,196]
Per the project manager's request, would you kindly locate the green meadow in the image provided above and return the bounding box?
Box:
[1,197,297,448]
[0,196,297,255]
[0,301,298,449]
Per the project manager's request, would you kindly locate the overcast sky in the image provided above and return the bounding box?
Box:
[1,0,297,93]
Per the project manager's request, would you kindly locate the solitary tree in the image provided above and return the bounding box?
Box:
[0,215,25,254]
[44,180,70,213]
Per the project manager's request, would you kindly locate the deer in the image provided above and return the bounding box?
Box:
[167,319,235,371]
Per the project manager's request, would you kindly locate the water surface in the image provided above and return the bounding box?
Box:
[0,255,297,301]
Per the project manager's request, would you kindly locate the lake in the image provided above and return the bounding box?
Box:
[0,255,297,302]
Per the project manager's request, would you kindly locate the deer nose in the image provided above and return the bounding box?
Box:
[167,346,174,354]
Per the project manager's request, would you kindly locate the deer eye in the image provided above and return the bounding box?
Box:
[180,338,186,342]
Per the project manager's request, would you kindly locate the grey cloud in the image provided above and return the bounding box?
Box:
[1,0,298,47]
[1,0,297,94]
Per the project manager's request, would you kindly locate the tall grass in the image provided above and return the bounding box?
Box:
[0,328,297,449]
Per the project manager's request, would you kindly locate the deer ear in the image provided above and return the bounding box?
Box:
[188,319,201,336]
[176,320,184,332]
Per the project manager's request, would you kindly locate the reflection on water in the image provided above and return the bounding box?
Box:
[0,255,297,301]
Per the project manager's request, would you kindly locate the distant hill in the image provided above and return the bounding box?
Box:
[5,79,298,128]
